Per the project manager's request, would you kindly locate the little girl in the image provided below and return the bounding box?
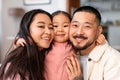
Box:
[44,11,74,80]
[15,11,106,80]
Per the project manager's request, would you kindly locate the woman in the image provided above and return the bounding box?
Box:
[0,9,54,80]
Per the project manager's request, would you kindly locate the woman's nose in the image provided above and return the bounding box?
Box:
[44,27,51,34]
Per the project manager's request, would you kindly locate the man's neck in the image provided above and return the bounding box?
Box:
[79,42,96,56]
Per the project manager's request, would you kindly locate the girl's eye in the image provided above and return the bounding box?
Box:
[64,25,69,27]
[49,25,54,30]
[53,25,58,27]
[49,27,54,30]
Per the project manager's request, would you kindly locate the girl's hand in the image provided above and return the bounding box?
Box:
[96,34,106,45]
[15,38,26,47]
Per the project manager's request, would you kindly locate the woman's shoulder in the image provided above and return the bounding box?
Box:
[10,46,27,55]
[6,46,28,65]
[4,62,29,80]
[12,46,26,51]
[2,46,29,78]
[4,62,11,73]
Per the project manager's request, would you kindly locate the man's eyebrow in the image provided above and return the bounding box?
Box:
[83,22,93,25]
[71,21,78,23]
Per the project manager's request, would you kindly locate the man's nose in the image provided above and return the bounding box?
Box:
[76,26,84,35]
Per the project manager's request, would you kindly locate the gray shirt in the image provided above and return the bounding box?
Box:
[77,53,88,80]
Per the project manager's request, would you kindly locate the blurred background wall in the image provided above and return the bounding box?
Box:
[0,0,67,61]
[0,0,2,61]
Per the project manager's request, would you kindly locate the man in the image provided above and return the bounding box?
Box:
[66,6,120,80]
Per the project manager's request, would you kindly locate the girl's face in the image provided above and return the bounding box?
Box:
[53,14,70,43]
[30,13,54,49]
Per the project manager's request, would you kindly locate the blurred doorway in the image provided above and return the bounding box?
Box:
[66,0,80,14]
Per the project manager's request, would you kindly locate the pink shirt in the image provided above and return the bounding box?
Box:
[44,42,74,80]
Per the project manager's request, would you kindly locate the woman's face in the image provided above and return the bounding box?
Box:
[30,13,54,49]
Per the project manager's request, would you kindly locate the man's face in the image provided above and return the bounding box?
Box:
[69,12,102,51]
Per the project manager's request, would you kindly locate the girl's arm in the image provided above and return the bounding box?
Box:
[14,38,26,47]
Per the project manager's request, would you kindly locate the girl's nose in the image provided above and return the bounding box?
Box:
[58,27,63,32]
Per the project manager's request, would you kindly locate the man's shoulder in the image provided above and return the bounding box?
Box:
[98,41,120,54]
[102,44,120,63]
[106,45,120,56]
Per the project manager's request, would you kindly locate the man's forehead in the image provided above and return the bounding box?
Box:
[73,11,96,18]
[72,12,96,23]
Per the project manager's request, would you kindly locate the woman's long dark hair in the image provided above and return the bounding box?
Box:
[0,9,52,80]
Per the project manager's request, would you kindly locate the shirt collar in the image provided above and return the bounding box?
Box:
[88,41,109,62]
